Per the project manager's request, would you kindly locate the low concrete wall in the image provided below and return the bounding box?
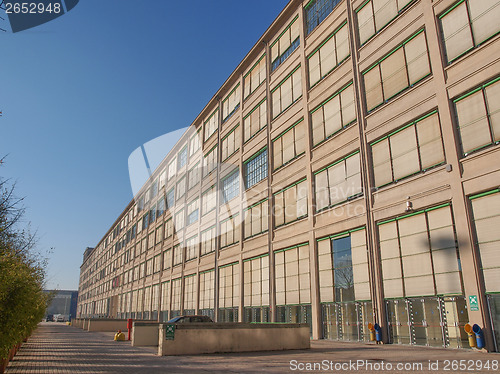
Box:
[73,319,83,328]
[87,319,128,332]
[158,323,310,356]
[132,322,160,347]
[82,319,89,330]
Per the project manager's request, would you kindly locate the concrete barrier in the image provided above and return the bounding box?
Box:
[82,319,89,330]
[73,319,83,328]
[132,322,161,347]
[87,319,128,332]
[158,323,310,356]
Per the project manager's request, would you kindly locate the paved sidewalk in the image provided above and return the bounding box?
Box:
[5,322,498,373]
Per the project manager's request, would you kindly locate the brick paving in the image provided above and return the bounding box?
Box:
[5,322,499,373]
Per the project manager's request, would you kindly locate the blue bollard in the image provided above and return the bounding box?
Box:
[472,324,484,349]
[374,323,383,342]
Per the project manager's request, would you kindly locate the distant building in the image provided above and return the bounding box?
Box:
[45,290,78,320]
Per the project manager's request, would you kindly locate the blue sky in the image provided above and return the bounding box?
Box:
[0,0,289,290]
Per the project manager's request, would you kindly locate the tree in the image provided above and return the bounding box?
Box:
[0,159,49,361]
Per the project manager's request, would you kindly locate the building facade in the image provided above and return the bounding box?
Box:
[77,0,500,351]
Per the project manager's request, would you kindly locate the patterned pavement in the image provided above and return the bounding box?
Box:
[5,322,498,373]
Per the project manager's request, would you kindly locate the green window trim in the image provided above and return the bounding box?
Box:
[274,242,308,254]
[317,226,365,242]
[314,150,360,175]
[200,268,215,275]
[270,15,299,48]
[469,189,500,200]
[271,65,302,93]
[272,118,304,142]
[220,213,239,224]
[273,178,307,195]
[204,143,218,157]
[244,198,268,212]
[307,21,348,58]
[243,98,266,120]
[202,184,216,197]
[222,83,241,104]
[222,124,240,141]
[219,261,239,269]
[184,273,196,279]
[244,146,267,165]
[243,253,269,262]
[377,202,451,225]
[201,225,216,235]
[204,108,219,124]
[310,82,354,114]
[244,54,266,78]
[453,76,500,103]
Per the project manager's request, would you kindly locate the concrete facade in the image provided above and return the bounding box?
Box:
[77,0,500,352]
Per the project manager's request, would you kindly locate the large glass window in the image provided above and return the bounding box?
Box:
[163,249,171,270]
[244,54,266,99]
[311,83,356,146]
[176,176,186,201]
[204,108,219,142]
[439,0,500,64]
[200,225,216,256]
[371,111,445,187]
[189,128,201,157]
[166,188,175,210]
[173,244,182,266]
[272,118,305,170]
[453,77,500,155]
[272,66,302,119]
[174,209,185,231]
[220,214,240,249]
[244,199,269,239]
[221,125,241,161]
[308,21,349,87]
[185,236,198,262]
[164,218,173,238]
[219,262,240,322]
[244,148,268,189]
[357,0,414,45]
[378,204,463,298]
[202,185,217,215]
[160,281,170,321]
[203,145,218,177]
[177,146,188,170]
[363,30,430,112]
[222,169,239,203]
[199,270,215,317]
[243,98,267,142]
[314,151,362,212]
[305,0,342,36]
[188,162,201,190]
[274,179,308,227]
[171,278,182,317]
[187,198,199,225]
[243,254,270,323]
[222,84,241,122]
[271,16,300,72]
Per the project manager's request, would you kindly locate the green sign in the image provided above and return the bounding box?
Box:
[165,324,175,340]
[469,295,479,311]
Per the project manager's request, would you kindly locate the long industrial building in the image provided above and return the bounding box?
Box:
[77,0,500,351]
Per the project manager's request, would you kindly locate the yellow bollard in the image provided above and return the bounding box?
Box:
[464,324,476,348]
[368,323,376,342]
[114,330,125,341]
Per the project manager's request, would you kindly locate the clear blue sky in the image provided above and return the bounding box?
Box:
[0,0,289,290]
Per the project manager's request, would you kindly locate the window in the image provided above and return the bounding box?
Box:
[177,146,188,170]
[154,255,161,274]
[357,0,414,45]
[148,232,155,249]
[176,177,186,201]
[174,209,185,231]
[185,236,198,261]
[244,148,268,189]
[363,30,430,112]
[219,262,240,310]
[305,0,342,36]
[220,214,240,249]
[189,128,201,157]
[222,169,239,203]
[453,77,500,155]
[243,98,267,142]
[378,204,462,297]
[243,255,270,311]
[201,226,216,256]
[272,66,302,119]
[274,179,308,227]
[165,188,175,210]
[318,228,370,303]
[204,108,218,142]
[161,281,170,314]
[222,84,241,122]
[151,179,158,199]
[187,199,199,225]
[173,245,182,266]
[308,21,349,87]
[149,207,156,224]
[274,244,311,306]
[272,118,305,170]
[470,189,500,293]
[271,16,300,72]
[439,0,500,64]
[221,125,241,160]
[188,162,201,190]
[184,274,197,312]
[202,185,217,215]
[139,262,145,279]
[163,249,171,270]
[159,169,166,190]
[157,198,165,217]
[142,212,149,230]
[168,159,176,180]
[155,225,164,245]
[146,258,153,276]
[199,270,215,311]
[244,199,269,239]
[311,83,356,145]
[165,218,173,238]
[314,151,362,211]
[171,278,182,313]
[244,54,266,99]
[203,145,218,177]
[371,111,445,187]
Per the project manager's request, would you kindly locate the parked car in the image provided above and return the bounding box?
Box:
[45,314,54,322]
[54,314,65,322]
[166,315,213,324]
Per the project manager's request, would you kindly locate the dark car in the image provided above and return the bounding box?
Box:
[166,315,213,324]
[45,314,54,322]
